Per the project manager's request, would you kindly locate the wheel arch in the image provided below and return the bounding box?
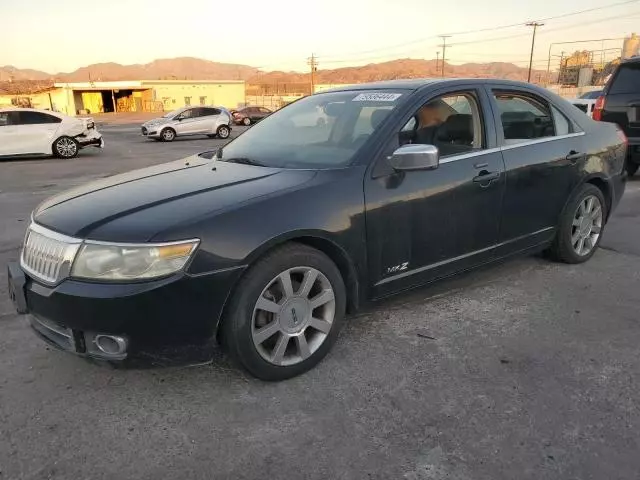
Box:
[215,231,361,338]
[582,174,612,219]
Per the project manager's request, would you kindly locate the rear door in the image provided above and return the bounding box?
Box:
[200,107,223,132]
[601,61,640,147]
[10,111,62,154]
[487,86,583,254]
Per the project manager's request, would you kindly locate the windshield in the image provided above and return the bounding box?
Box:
[163,108,186,118]
[218,90,407,169]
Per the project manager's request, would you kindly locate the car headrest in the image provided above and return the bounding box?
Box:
[370,109,390,130]
[437,114,473,143]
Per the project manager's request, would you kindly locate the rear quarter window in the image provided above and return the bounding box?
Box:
[609,63,640,95]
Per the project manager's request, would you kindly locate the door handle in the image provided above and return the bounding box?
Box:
[566,150,583,162]
[473,170,500,186]
[473,162,489,169]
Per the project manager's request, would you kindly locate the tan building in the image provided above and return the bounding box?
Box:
[1,80,246,115]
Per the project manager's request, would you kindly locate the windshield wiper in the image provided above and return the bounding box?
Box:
[223,157,268,167]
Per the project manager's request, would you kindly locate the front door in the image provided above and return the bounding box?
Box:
[175,108,200,135]
[486,86,583,254]
[365,87,506,297]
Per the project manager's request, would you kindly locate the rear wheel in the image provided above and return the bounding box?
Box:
[53,136,78,158]
[242,117,251,126]
[160,128,176,142]
[222,244,346,380]
[216,125,230,139]
[548,184,606,264]
[626,161,639,177]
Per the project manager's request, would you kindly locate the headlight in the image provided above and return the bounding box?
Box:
[71,239,199,281]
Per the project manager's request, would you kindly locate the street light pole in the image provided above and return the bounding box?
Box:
[526,22,544,83]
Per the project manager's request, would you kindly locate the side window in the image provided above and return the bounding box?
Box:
[18,111,62,125]
[399,91,483,157]
[493,92,555,145]
[199,96,207,105]
[551,106,571,136]
[259,107,271,114]
[180,108,194,119]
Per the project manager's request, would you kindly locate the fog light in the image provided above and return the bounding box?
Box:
[94,335,127,355]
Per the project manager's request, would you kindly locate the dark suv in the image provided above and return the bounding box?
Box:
[594,57,640,176]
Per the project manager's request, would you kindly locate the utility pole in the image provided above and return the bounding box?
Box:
[526,22,544,83]
[438,36,451,77]
[307,54,318,95]
[436,51,440,75]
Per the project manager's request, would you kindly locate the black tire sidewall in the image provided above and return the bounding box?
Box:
[217,126,230,138]
[554,184,606,264]
[161,128,175,141]
[243,117,251,126]
[223,244,346,381]
[53,136,78,158]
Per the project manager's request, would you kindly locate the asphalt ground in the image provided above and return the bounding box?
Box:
[1,124,639,479]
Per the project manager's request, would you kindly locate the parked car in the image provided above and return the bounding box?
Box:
[231,106,272,125]
[141,106,231,141]
[593,56,640,176]
[8,79,627,380]
[0,108,103,159]
[569,90,603,118]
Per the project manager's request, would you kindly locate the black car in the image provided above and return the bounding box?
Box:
[232,106,272,125]
[593,56,639,176]
[7,79,627,380]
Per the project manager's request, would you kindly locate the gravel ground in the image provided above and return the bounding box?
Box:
[1,124,639,480]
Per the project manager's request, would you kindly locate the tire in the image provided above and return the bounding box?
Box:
[160,128,176,142]
[626,162,639,177]
[242,117,251,126]
[216,125,231,139]
[548,184,606,264]
[222,243,346,381]
[52,136,79,158]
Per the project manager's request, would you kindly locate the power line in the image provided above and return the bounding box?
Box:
[318,0,638,60]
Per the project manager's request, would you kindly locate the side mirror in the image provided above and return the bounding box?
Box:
[176,116,183,121]
[388,144,439,171]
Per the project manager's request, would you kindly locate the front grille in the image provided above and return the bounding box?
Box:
[20,224,82,284]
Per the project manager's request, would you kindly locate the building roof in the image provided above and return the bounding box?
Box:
[53,79,245,89]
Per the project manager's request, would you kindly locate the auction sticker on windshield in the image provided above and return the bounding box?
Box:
[352,93,402,102]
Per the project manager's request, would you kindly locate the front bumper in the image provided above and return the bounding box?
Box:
[7,261,244,361]
[141,125,163,138]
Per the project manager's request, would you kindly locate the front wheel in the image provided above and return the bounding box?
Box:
[242,117,251,126]
[548,184,606,264]
[222,244,346,380]
[160,128,176,142]
[216,125,230,139]
[53,136,78,158]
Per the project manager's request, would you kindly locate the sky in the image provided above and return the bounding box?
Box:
[2,0,639,73]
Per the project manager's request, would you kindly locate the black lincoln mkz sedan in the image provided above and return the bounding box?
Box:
[7,79,627,380]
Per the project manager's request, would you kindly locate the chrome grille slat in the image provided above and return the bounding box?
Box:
[20,224,82,285]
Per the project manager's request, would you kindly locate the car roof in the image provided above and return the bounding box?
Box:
[621,56,640,64]
[321,78,544,93]
[0,107,66,118]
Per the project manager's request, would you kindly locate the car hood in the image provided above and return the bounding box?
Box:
[33,154,316,242]
[142,117,171,126]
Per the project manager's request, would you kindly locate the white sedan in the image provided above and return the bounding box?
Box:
[0,108,104,159]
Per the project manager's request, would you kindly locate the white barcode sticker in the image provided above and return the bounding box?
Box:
[352,93,402,102]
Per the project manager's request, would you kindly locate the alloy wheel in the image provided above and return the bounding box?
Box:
[571,194,603,256]
[162,129,175,141]
[218,126,230,139]
[251,267,336,366]
[56,138,77,157]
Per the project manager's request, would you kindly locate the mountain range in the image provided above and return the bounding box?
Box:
[0,56,546,92]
